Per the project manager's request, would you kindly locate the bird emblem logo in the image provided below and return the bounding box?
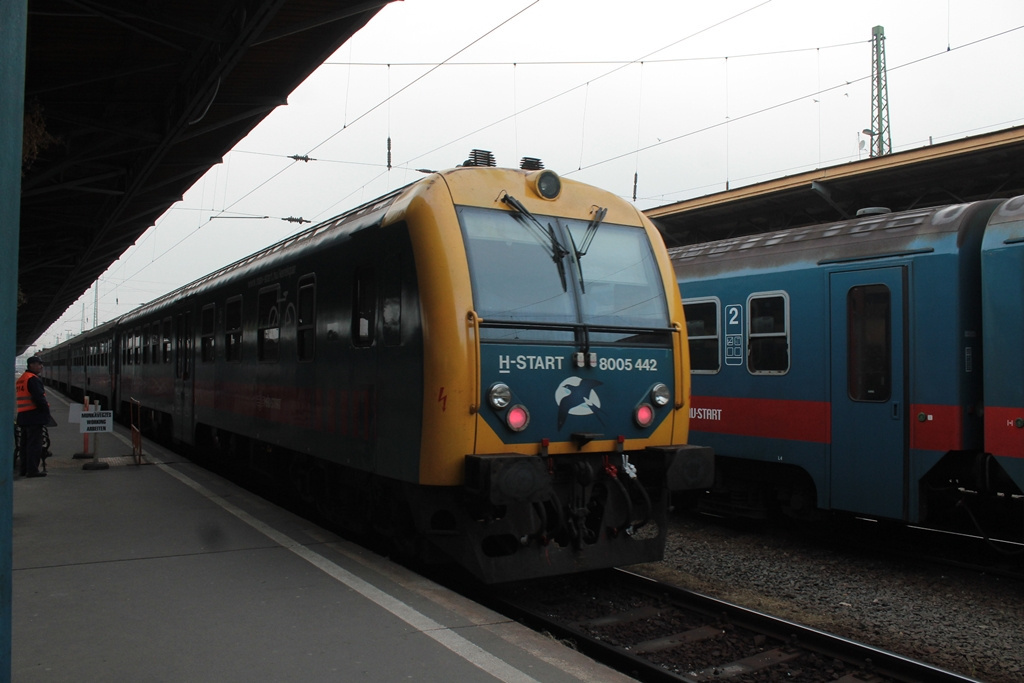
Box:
[554,377,604,430]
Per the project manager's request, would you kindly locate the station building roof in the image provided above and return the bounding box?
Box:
[18,0,389,352]
[647,125,1024,247]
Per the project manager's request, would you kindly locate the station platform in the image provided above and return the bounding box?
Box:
[11,391,633,682]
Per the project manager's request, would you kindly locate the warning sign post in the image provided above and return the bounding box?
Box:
[80,411,113,434]
[74,397,110,471]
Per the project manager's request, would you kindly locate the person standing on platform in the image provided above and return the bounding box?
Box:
[16,355,51,478]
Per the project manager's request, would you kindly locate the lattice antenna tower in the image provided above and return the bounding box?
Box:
[869,25,892,157]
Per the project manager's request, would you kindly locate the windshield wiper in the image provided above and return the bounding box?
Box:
[501,192,569,291]
[566,206,606,293]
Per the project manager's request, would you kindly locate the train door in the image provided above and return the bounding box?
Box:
[173,310,194,443]
[828,267,908,519]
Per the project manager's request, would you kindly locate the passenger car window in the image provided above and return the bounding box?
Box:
[297,276,315,361]
[201,304,216,362]
[748,293,789,374]
[684,299,720,373]
[846,284,891,401]
[224,297,242,362]
[353,267,376,347]
[258,287,280,362]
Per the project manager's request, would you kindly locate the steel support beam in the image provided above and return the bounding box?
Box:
[1,3,28,681]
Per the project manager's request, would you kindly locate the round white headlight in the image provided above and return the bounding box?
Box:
[651,383,670,407]
[488,383,512,409]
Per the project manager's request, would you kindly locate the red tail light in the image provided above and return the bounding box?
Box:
[506,405,530,432]
[634,403,655,428]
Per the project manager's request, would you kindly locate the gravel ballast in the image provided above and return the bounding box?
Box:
[634,514,1024,682]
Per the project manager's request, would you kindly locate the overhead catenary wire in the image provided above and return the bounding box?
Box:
[623,22,1024,200]
[69,1,786,337]
[45,5,1024,343]
[102,1,547,304]
[118,20,1024,291]
[321,39,870,68]
[401,0,776,169]
[304,0,543,157]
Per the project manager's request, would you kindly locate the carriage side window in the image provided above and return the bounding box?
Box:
[297,275,315,361]
[201,304,216,362]
[353,266,376,347]
[258,287,280,362]
[150,324,160,366]
[175,312,192,380]
[747,293,789,374]
[162,317,172,364]
[847,284,891,402]
[684,298,720,373]
[225,297,242,362]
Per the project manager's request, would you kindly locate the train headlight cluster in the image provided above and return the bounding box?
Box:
[633,383,670,428]
[488,382,531,432]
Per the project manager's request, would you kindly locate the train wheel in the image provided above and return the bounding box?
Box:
[780,486,817,520]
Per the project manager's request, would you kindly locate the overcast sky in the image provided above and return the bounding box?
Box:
[32,0,1024,350]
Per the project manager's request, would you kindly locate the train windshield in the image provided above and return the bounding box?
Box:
[458,205,668,341]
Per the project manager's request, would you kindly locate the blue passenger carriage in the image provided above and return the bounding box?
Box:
[981,196,1024,501]
[673,199,1020,532]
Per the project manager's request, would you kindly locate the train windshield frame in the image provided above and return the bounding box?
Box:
[457,205,669,343]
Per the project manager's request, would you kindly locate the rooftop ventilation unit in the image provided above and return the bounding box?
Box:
[460,149,496,167]
[519,157,544,170]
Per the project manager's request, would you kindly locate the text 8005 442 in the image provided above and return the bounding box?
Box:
[598,357,658,371]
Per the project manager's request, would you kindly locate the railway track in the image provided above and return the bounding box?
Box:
[162,433,1011,681]
[772,514,1024,582]
[486,568,983,683]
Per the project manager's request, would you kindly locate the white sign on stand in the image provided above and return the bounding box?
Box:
[80,411,113,433]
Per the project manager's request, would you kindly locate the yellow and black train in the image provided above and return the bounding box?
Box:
[40,156,712,582]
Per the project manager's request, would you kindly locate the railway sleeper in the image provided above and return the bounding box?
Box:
[690,647,803,681]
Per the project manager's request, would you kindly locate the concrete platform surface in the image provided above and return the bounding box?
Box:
[12,392,634,682]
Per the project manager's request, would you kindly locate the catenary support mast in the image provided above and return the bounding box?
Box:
[869,25,892,157]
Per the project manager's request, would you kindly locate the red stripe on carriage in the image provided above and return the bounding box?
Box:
[909,403,964,452]
[985,406,1024,458]
[689,396,830,443]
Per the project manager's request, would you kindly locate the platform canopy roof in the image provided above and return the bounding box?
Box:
[648,125,1024,247]
[18,0,390,353]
